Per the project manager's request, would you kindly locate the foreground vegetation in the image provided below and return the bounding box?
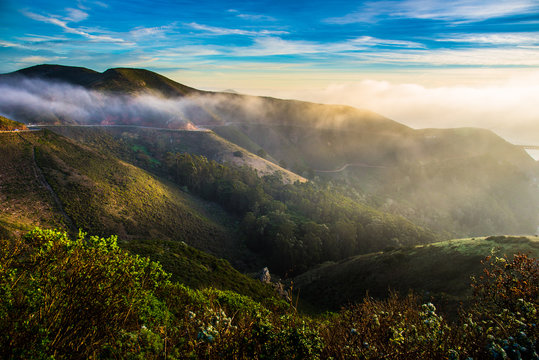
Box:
[1,228,537,359]
[294,236,539,314]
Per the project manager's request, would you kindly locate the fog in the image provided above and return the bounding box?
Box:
[0,77,235,129]
[1,75,538,154]
[275,75,539,147]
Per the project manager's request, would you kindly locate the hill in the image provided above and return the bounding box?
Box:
[2,64,202,96]
[1,64,536,238]
[0,130,261,269]
[0,115,27,131]
[293,235,539,313]
[41,126,438,274]
[42,125,305,183]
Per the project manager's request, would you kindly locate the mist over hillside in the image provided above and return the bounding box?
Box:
[1,64,538,239]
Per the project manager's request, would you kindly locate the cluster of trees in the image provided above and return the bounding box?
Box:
[1,229,537,359]
[163,153,434,274]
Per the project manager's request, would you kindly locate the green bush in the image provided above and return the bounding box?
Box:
[1,229,536,359]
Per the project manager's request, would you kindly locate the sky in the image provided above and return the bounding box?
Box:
[1,0,539,146]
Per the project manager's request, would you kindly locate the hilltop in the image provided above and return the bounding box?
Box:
[2,64,202,97]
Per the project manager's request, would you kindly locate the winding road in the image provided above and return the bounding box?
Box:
[314,162,388,173]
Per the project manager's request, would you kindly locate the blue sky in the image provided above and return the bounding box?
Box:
[1,0,539,145]
[2,0,539,77]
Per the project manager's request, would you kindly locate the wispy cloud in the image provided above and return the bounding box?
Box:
[18,55,65,63]
[0,40,31,49]
[355,48,539,66]
[185,22,288,36]
[15,34,69,43]
[129,24,176,38]
[349,36,424,48]
[225,36,424,57]
[400,0,537,22]
[325,0,538,24]
[22,10,130,44]
[64,8,88,22]
[437,33,539,45]
[227,9,276,22]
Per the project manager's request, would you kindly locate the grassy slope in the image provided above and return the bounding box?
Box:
[294,235,539,314]
[0,115,28,131]
[122,237,278,303]
[0,132,66,234]
[31,131,238,252]
[0,130,277,300]
[44,125,305,183]
[2,130,260,265]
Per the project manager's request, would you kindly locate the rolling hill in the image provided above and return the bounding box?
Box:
[1,64,536,238]
[0,129,259,268]
[293,235,539,314]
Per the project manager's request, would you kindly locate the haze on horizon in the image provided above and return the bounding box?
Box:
[1,0,538,148]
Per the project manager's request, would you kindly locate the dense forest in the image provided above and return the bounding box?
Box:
[162,152,434,274]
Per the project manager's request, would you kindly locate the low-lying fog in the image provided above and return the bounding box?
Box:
[1,74,538,161]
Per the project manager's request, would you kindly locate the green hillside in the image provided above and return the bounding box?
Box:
[0,127,437,276]
[0,132,67,235]
[0,130,261,267]
[294,235,539,313]
[207,122,538,238]
[43,125,305,183]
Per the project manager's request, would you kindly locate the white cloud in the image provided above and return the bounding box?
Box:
[15,34,69,42]
[355,48,539,66]
[399,0,537,22]
[64,8,88,22]
[23,10,129,44]
[185,22,288,36]
[0,40,31,49]
[129,25,176,38]
[18,55,65,63]
[325,0,538,24]
[221,36,424,57]
[437,32,539,45]
[349,36,425,48]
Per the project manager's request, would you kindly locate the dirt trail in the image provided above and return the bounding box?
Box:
[17,133,77,232]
